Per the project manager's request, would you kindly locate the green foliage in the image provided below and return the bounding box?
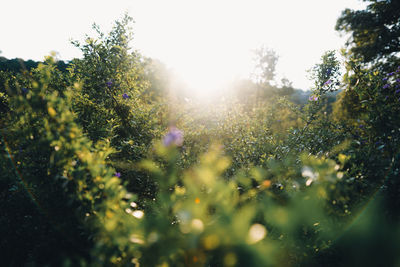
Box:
[336,0,400,70]
[68,15,164,200]
[1,61,130,265]
[334,0,400,221]
[70,14,159,146]
[2,11,400,267]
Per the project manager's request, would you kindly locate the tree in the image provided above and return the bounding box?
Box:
[253,46,279,86]
[334,0,400,223]
[70,14,158,147]
[334,0,400,124]
[336,0,400,70]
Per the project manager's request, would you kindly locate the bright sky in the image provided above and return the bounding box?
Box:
[1,0,365,92]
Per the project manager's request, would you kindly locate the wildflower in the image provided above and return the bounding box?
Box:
[326,68,332,76]
[388,72,395,76]
[106,80,113,88]
[21,87,28,94]
[114,172,121,178]
[396,78,400,83]
[122,93,130,99]
[324,79,332,86]
[383,77,388,81]
[383,84,390,89]
[163,126,183,146]
[395,89,400,94]
[309,95,318,101]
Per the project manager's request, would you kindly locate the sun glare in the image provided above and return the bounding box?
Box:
[171,51,249,99]
[128,0,366,98]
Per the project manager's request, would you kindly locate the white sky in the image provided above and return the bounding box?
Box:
[0,0,366,92]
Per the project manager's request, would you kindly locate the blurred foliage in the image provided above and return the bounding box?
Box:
[1,7,400,267]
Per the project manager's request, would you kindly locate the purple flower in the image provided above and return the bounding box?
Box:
[163,127,183,146]
[326,68,332,76]
[122,93,130,99]
[396,78,400,83]
[106,80,113,88]
[395,89,400,94]
[309,95,318,101]
[324,79,332,86]
[21,87,28,94]
[383,77,389,81]
[388,72,395,76]
[383,84,390,89]
[114,172,121,178]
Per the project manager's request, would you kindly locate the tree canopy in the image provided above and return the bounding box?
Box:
[336,0,400,69]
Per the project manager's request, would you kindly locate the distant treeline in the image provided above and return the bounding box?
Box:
[0,56,69,73]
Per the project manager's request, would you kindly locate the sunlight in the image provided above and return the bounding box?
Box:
[128,0,367,98]
[132,0,255,99]
[171,52,247,99]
